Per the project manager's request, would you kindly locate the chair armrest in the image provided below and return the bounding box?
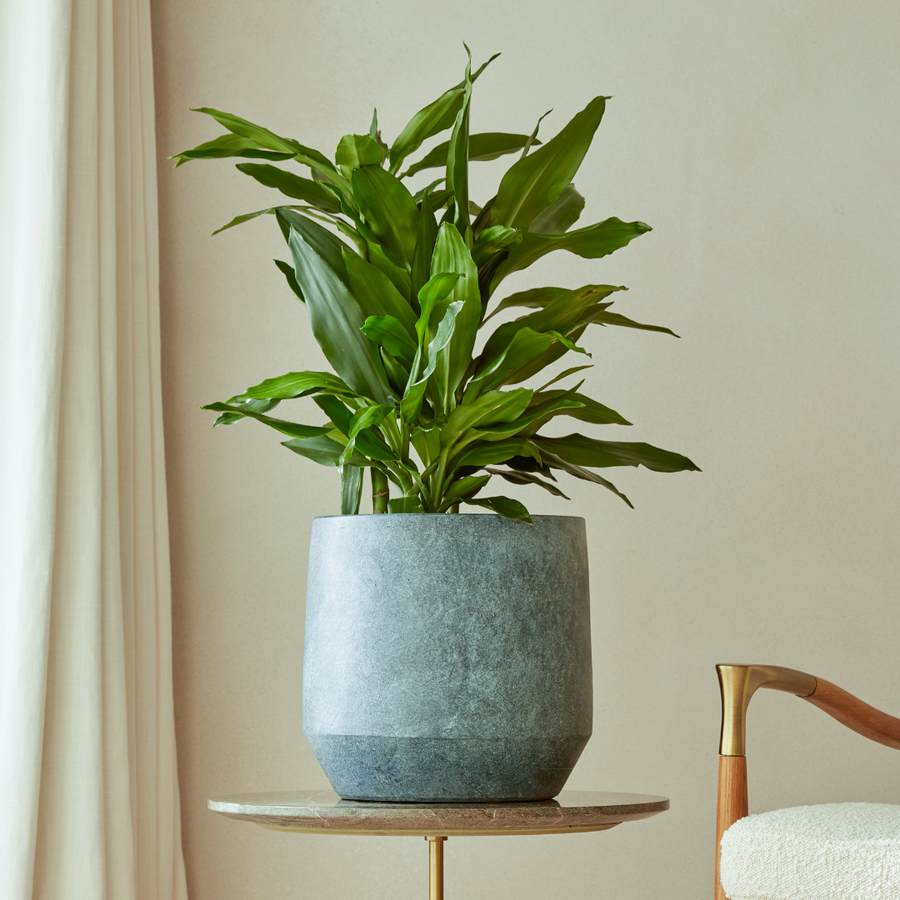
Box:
[804,677,900,750]
[717,664,816,756]
[714,664,900,900]
[717,663,900,755]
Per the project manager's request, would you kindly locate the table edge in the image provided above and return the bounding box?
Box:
[207,792,669,836]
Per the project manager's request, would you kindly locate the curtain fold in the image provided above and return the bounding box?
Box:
[0,0,189,896]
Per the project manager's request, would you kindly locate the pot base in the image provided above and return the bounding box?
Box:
[307,732,591,802]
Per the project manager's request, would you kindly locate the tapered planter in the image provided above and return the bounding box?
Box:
[302,514,592,802]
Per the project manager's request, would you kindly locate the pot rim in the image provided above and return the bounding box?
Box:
[312,513,585,522]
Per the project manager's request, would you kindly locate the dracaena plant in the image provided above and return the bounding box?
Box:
[175,49,699,523]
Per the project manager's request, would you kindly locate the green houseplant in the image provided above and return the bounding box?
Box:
[176,50,699,802]
[176,49,698,523]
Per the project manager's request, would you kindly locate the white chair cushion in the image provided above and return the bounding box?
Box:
[720,802,900,900]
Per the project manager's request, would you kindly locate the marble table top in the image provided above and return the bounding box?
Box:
[208,790,670,836]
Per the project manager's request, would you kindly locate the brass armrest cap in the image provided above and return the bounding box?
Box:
[717,664,817,756]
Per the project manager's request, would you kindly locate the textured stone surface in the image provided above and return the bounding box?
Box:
[208,790,670,835]
[303,514,592,802]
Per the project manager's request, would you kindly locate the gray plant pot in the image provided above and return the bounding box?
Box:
[302,514,592,802]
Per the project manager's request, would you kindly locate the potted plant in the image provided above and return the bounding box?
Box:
[175,49,699,802]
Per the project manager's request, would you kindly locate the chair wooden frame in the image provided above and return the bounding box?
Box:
[715,663,900,900]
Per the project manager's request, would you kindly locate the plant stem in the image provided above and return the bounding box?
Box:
[381,416,406,461]
[371,468,389,513]
[384,461,415,497]
[430,447,451,511]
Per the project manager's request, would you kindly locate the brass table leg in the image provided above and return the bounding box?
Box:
[426,836,447,900]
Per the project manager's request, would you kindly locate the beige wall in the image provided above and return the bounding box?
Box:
[151,1,900,897]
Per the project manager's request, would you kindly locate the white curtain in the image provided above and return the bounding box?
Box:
[0,0,189,896]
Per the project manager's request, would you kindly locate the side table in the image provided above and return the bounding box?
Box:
[209,790,669,899]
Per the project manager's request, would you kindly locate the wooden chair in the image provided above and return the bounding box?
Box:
[715,664,900,900]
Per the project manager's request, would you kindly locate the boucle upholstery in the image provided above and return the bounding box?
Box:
[720,802,900,900]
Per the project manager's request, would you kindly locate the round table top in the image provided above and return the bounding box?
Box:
[208,790,670,837]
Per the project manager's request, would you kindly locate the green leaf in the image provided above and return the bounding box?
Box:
[443,474,492,502]
[273,259,304,301]
[380,347,410,394]
[286,220,393,405]
[455,437,532,468]
[470,195,495,239]
[233,371,353,402]
[390,90,464,176]
[212,205,352,238]
[426,188,455,210]
[172,133,295,166]
[400,299,465,423]
[418,271,462,308]
[446,47,473,234]
[354,437,399,464]
[515,321,609,384]
[191,107,338,176]
[441,388,533,450]
[277,207,349,273]
[211,206,281,236]
[388,495,424,513]
[349,404,392,439]
[362,315,418,363]
[201,401,331,439]
[312,167,337,185]
[527,444,633,507]
[492,96,607,231]
[535,365,594,392]
[336,133,384,176]
[481,284,625,363]
[388,51,500,174]
[485,285,567,321]
[235,163,342,213]
[422,299,465,378]
[401,132,539,178]
[369,109,389,157]
[506,322,590,386]
[485,467,569,499]
[546,330,590,357]
[400,379,429,427]
[351,166,419,267]
[592,310,680,337]
[472,391,584,441]
[411,191,439,302]
[313,395,397,463]
[411,425,441,467]
[529,390,631,426]
[463,495,533,524]
[366,241,412,299]
[282,434,368,467]
[492,218,652,289]
[341,465,364,514]
[337,437,359,468]
[529,183,585,234]
[413,178,445,205]
[208,396,279,426]
[468,327,559,394]
[342,248,417,331]
[490,454,551,476]
[312,394,353,434]
[472,225,523,266]
[531,434,701,472]
[429,223,481,404]
[535,363,594,393]
[520,108,553,159]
